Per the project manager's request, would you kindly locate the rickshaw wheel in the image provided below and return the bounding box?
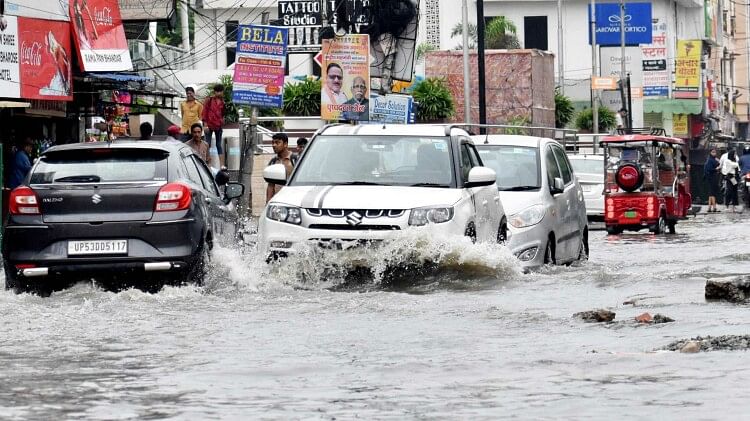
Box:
[606,226,623,235]
[667,220,676,234]
[650,214,666,234]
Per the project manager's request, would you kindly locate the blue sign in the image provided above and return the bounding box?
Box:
[588,3,652,46]
[644,86,669,97]
[232,25,288,108]
[368,94,414,124]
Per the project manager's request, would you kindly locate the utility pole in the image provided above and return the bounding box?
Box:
[557,0,564,95]
[591,0,598,135]
[476,0,487,133]
[462,0,471,124]
[180,0,190,52]
[619,0,627,129]
[239,11,270,218]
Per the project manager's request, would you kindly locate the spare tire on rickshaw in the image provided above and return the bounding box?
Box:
[615,163,644,192]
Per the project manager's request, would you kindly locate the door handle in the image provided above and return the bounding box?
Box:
[204,197,212,204]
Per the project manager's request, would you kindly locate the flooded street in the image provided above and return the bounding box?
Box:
[2,214,750,420]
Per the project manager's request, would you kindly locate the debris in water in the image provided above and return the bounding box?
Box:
[652,314,674,324]
[660,335,750,353]
[705,277,750,303]
[635,312,653,323]
[680,341,701,353]
[574,309,616,323]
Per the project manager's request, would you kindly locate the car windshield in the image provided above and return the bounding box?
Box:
[476,145,540,190]
[30,148,169,184]
[290,135,454,187]
[569,157,603,175]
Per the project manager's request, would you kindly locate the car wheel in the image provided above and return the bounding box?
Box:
[3,263,18,291]
[578,229,589,261]
[543,238,555,265]
[606,226,623,235]
[187,241,211,286]
[497,219,508,244]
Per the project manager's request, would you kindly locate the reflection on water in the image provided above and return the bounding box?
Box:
[1,217,750,418]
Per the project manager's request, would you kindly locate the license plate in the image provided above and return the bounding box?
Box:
[746,181,750,186]
[68,240,128,256]
[624,210,637,218]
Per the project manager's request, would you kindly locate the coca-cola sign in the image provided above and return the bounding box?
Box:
[17,17,73,101]
[94,7,114,27]
[70,0,132,71]
[20,41,42,66]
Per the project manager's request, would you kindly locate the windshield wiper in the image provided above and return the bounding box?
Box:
[500,185,539,191]
[332,181,384,186]
[410,183,448,187]
[54,175,101,183]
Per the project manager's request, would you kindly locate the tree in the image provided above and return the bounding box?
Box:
[555,88,575,128]
[450,17,520,50]
[416,42,437,63]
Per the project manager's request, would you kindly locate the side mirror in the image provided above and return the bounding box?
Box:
[551,177,565,195]
[263,164,287,185]
[224,182,244,200]
[465,166,497,188]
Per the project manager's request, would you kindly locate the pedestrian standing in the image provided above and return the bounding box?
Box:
[8,138,34,189]
[202,84,226,168]
[296,137,308,154]
[181,86,203,141]
[266,133,298,203]
[739,146,750,207]
[704,148,720,213]
[139,122,153,140]
[186,123,208,162]
[166,125,182,142]
[721,149,740,212]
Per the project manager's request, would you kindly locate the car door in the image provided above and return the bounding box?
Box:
[460,140,496,242]
[543,145,571,260]
[552,145,581,260]
[180,152,218,241]
[189,155,235,244]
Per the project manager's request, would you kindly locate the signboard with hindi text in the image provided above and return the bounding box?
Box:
[674,40,701,99]
[321,34,370,121]
[232,25,288,108]
[641,20,668,97]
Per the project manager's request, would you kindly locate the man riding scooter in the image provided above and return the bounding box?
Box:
[739,146,750,208]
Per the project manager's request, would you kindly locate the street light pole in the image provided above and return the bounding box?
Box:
[591,0,598,135]
[476,0,487,133]
[557,0,564,95]
[462,0,471,124]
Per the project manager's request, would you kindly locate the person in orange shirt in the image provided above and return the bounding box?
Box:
[180,87,203,140]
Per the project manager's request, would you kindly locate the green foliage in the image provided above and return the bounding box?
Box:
[282,79,322,116]
[450,22,478,49]
[554,88,575,128]
[130,98,158,115]
[156,9,195,47]
[451,16,520,50]
[504,115,530,135]
[412,77,455,122]
[416,42,437,63]
[574,107,617,132]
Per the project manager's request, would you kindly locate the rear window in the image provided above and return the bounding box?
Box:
[569,157,603,175]
[30,148,168,184]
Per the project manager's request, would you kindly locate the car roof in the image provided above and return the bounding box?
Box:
[470,134,558,148]
[44,140,184,154]
[318,123,471,138]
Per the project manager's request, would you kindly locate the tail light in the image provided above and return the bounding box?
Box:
[9,186,40,215]
[155,183,192,212]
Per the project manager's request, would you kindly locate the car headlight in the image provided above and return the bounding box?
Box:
[266,205,302,225]
[408,207,454,226]
[509,204,546,228]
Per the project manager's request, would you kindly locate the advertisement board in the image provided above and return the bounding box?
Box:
[674,40,701,99]
[321,34,370,121]
[641,20,668,97]
[0,15,21,98]
[69,0,133,71]
[588,2,652,46]
[232,25,288,108]
[673,114,688,137]
[278,0,369,53]
[369,93,412,124]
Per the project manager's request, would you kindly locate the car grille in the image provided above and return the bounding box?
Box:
[310,238,383,250]
[306,209,405,218]
[308,224,400,231]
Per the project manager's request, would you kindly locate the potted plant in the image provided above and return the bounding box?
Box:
[282,78,324,130]
[412,77,455,123]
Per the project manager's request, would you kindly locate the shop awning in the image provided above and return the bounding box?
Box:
[644,98,703,115]
[0,101,31,108]
[85,73,153,83]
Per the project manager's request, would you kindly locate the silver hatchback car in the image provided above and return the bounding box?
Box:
[473,135,589,269]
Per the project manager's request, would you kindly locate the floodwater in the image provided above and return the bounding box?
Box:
[2,214,750,420]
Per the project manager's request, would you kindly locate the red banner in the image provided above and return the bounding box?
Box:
[69,0,132,71]
[17,18,73,101]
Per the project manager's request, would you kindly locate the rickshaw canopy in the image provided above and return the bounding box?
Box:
[600,134,686,145]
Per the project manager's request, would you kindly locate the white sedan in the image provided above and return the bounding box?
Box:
[566,153,605,221]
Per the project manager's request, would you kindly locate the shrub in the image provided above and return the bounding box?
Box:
[282,78,322,116]
[574,107,616,132]
[412,77,455,122]
[554,88,574,128]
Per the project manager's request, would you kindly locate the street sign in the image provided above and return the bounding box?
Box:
[313,51,323,68]
[591,77,617,90]
[232,25,288,108]
[588,2,652,46]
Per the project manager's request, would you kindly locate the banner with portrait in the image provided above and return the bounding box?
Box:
[321,34,370,121]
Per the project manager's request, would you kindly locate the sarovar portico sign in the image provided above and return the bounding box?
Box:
[588,2,652,46]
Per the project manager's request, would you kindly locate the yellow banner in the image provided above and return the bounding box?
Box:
[674,40,701,99]
[673,114,688,136]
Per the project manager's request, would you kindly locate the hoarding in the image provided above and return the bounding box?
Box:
[369,93,412,124]
[18,18,73,101]
[641,20,668,97]
[0,15,21,98]
[588,2,652,46]
[232,25,288,108]
[674,40,701,99]
[277,0,369,53]
[69,0,133,71]
[321,34,370,121]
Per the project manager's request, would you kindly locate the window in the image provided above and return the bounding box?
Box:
[226,47,236,66]
[30,149,168,184]
[191,156,221,196]
[225,20,239,42]
[552,147,573,184]
[545,147,562,187]
[523,16,548,50]
[460,144,477,182]
[182,155,203,187]
[477,145,540,190]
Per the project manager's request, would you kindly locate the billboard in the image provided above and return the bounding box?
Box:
[231,25,288,108]
[369,94,413,124]
[674,40,701,99]
[321,34,370,121]
[118,0,174,21]
[69,0,133,71]
[4,1,70,21]
[277,0,369,53]
[0,16,73,101]
[588,2,652,46]
[641,20,668,97]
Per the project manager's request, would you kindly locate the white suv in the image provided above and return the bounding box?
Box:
[258,124,506,258]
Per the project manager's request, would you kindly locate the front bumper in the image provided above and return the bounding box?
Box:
[506,223,547,269]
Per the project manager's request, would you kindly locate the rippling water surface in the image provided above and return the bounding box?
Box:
[2,216,750,420]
